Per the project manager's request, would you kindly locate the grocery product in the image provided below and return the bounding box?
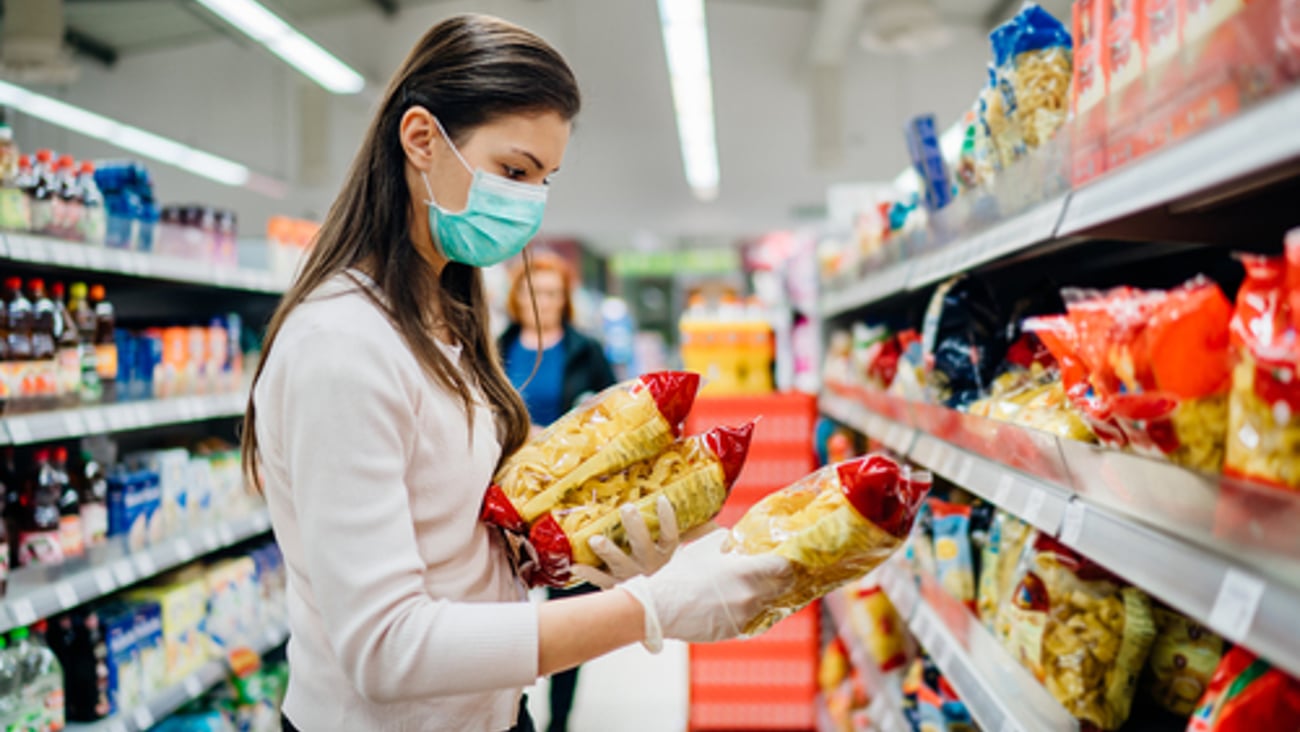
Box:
[1002,534,1155,730]
[53,447,84,561]
[47,610,111,722]
[845,585,906,672]
[991,4,1074,152]
[19,449,65,568]
[108,465,164,549]
[981,512,1033,634]
[12,624,64,732]
[1225,253,1299,488]
[0,635,19,729]
[527,423,753,586]
[1146,607,1224,716]
[818,636,850,695]
[727,454,931,633]
[68,283,101,405]
[929,499,976,612]
[89,285,117,403]
[485,371,699,528]
[922,276,1007,408]
[126,574,210,685]
[904,114,953,212]
[1188,645,1300,731]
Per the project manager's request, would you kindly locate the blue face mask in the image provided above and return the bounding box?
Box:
[422,118,548,268]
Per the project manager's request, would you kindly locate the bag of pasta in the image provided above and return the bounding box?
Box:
[1002,534,1156,730]
[1146,607,1225,716]
[527,423,754,587]
[482,371,700,531]
[987,4,1073,164]
[1225,252,1300,488]
[726,454,932,634]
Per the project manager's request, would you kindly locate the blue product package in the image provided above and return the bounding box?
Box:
[905,114,953,212]
[130,601,165,698]
[108,469,163,548]
[930,500,976,611]
[114,329,136,401]
[101,604,141,715]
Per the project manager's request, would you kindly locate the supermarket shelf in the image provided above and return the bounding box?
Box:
[1058,85,1300,236]
[0,232,289,294]
[0,508,272,634]
[823,589,908,732]
[67,621,289,732]
[820,262,910,320]
[0,392,247,446]
[820,386,1300,679]
[876,560,1079,732]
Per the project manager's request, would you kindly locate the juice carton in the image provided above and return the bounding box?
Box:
[130,449,191,533]
[107,468,163,549]
[100,604,141,714]
[130,602,164,698]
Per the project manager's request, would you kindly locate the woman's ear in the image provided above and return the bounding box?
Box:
[400,105,439,170]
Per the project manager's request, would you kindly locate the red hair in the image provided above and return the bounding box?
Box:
[507,252,576,325]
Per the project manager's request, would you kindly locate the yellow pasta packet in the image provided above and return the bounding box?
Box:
[1147,607,1225,716]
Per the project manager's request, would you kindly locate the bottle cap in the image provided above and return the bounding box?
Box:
[54,447,67,462]
[79,161,95,174]
[50,282,65,298]
[34,448,50,462]
[90,284,106,302]
[70,282,87,299]
[5,276,22,292]
[27,278,44,294]
[35,149,52,163]
[9,627,27,641]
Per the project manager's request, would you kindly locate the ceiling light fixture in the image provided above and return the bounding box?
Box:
[658,0,720,202]
[194,0,365,94]
[0,79,252,185]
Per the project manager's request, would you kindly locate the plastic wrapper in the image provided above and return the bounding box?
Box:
[990,4,1073,155]
[847,585,907,672]
[1002,535,1155,730]
[1225,253,1300,489]
[989,513,1033,636]
[922,276,1007,408]
[527,423,754,587]
[1188,646,1300,731]
[1146,607,1225,716]
[930,499,976,612]
[727,454,931,634]
[969,359,1095,443]
[484,371,700,530]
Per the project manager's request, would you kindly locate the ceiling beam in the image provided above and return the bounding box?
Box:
[370,0,399,16]
[806,0,869,66]
[64,27,118,67]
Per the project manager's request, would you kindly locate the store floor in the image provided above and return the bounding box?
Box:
[524,640,690,731]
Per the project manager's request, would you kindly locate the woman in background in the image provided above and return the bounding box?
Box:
[499,253,614,732]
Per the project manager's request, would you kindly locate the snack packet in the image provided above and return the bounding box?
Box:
[1002,534,1156,730]
[527,423,754,587]
[1225,253,1300,488]
[727,454,932,634]
[1146,607,1225,716]
[847,585,907,672]
[484,371,700,530]
[930,499,977,613]
[922,276,1007,408]
[1188,646,1300,731]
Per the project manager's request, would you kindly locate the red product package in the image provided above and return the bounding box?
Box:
[1188,646,1300,731]
[1106,0,1147,168]
[528,422,754,587]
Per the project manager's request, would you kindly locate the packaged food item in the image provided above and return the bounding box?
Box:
[975,66,1010,174]
[846,585,906,672]
[922,276,1007,408]
[527,423,754,587]
[484,371,700,530]
[819,636,850,694]
[1002,534,1156,730]
[908,500,939,580]
[989,513,1033,638]
[1146,607,1224,716]
[1188,645,1300,731]
[727,454,931,634]
[1225,253,1299,488]
[904,114,954,212]
[989,4,1073,159]
[1073,0,1107,117]
[930,499,976,612]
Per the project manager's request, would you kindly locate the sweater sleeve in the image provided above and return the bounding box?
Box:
[273,329,540,703]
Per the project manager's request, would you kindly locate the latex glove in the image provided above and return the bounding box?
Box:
[569,495,680,589]
[619,529,793,652]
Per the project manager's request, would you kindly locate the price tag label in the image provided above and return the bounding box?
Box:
[85,248,107,270]
[994,474,1013,505]
[183,675,204,698]
[1209,569,1267,643]
[1022,489,1046,526]
[131,404,150,426]
[134,553,157,577]
[174,539,195,562]
[201,528,219,551]
[1000,718,1024,732]
[10,599,36,626]
[104,407,124,431]
[112,560,136,586]
[95,569,116,595]
[955,455,975,485]
[62,412,86,437]
[7,236,27,260]
[55,583,78,610]
[1060,501,1087,546]
[217,524,236,545]
[84,410,107,435]
[6,419,32,445]
[133,705,155,730]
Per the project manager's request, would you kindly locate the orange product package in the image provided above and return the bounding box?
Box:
[1188,645,1300,731]
[525,423,754,588]
[481,371,700,533]
[1224,252,1300,488]
[727,454,931,634]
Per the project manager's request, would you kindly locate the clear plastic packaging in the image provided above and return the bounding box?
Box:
[989,3,1074,162]
[726,454,931,634]
[527,422,754,587]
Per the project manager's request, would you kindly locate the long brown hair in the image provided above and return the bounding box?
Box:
[241,14,581,490]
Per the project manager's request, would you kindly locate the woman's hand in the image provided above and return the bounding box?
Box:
[568,495,681,589]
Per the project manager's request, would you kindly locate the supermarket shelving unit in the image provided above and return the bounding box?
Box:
[822,588,909,732]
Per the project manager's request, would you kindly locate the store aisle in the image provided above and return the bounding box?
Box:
[526,640,690,732]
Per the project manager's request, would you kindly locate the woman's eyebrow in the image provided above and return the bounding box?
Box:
[512,147,560,174]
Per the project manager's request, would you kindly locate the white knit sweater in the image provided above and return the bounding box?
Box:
[254,272,538,731]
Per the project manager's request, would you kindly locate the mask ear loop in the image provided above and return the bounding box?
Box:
[518,248,545,393]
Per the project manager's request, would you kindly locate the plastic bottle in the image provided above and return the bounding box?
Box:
[0,476,7,598]
[48,610,108,722]
[0,635,19,729]
[6,277,34,412]
[56,156,83,242]
[0,121,29,232]
[18,449,63,568]
[68,284,100,404]
[88,286,116,403]
[50,283,80,409]
[77,452,107,550]
[30,150,56,236]
[29,279,58,409]
[27,622,64,731]
[2,450,17,575]
[74,162,104,246]
[11,154,34,231]
[10,627,40,729]
[52,448,81,561]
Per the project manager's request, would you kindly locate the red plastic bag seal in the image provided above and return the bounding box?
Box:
[479,484,527,534]
[703,421,756,489]
[837,454,932,539]
[528,513,574,588]
[639,371,701,436]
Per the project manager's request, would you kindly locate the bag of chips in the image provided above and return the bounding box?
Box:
[930,499,977,613]
[1188,646,1300,731]
[1002,534,1156,730]
[1225,253,1300,488]
[727,454,931,634]
[483,371,700,531]
[1146,607,1225,716]
[526,423,754,587]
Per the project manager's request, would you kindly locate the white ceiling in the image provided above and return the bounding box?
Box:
[5,0,1074,252]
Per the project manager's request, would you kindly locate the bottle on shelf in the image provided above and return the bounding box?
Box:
[30,149,56,236]
[2,449,17,574]
[0,635,18,730]
[6,277,34,412]
[28,279,58,410]
[56,155,83,242]
[50,283,81,409]
[78,451,107,550]
[22,623,64,731]
[89,286,117,403]
[76,162,105,247]
[52,448,82,561]
[47,610,109,722]
[11,154,35,233]
[18,449,64,568]
[0,472,7,598]
[68,284,100,405]
[0,119,29,233]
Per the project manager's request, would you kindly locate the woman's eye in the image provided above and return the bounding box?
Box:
[503,165,526,180]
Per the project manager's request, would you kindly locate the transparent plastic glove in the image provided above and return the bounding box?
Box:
[570,495,680,589]
[619,529,793,653]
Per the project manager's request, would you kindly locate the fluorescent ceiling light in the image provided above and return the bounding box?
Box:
[195,0,365,94]
[0,79,252,186]
[658,0,719,202]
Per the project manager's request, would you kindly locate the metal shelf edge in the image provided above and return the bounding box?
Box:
[2,393,246,445]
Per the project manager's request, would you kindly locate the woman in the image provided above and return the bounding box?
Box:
[241,14,791,732]
[498,254,613,732]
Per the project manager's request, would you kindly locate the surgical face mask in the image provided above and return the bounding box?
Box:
[421,118,548,268]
